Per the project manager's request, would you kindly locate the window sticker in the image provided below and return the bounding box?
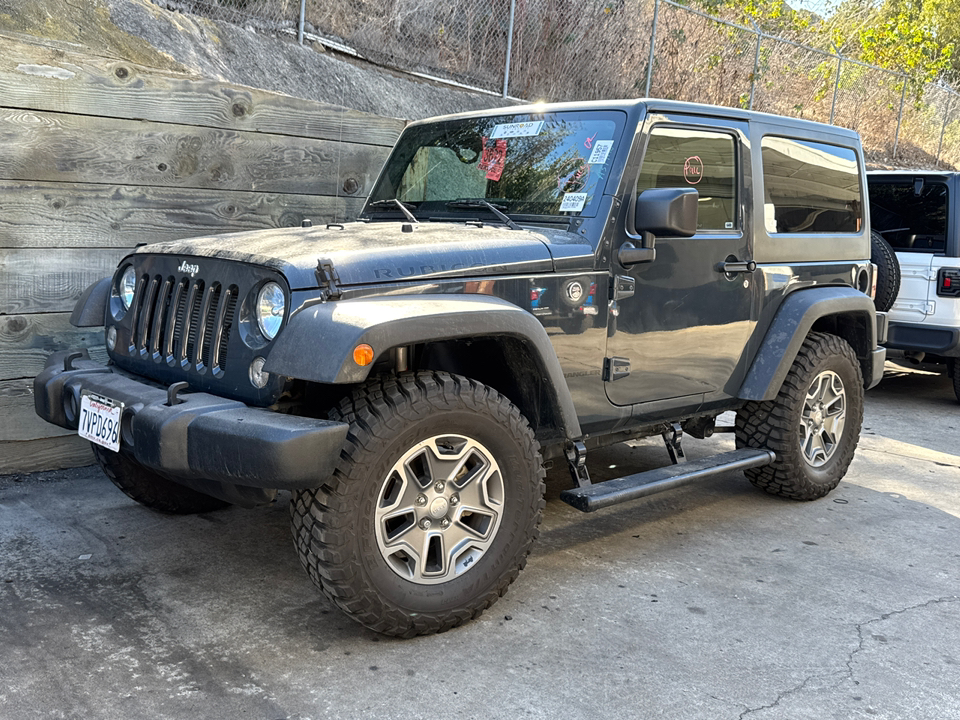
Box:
[588,140,614,165]
[683,156,703,184]
[559,193,588,212]
[478,137,507,181]
[490,120,545,139]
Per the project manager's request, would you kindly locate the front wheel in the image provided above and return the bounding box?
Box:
[735,332,864,500]
[291,372,545,637]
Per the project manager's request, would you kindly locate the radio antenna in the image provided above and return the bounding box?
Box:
[334,71,346,226]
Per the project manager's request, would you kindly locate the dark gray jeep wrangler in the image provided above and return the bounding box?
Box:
[35,100,886,636]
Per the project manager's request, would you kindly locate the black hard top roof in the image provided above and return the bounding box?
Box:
[408,98,862,142]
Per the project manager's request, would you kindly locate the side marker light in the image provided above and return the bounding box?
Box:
[354,344,375,366]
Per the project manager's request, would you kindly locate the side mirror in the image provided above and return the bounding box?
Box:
[621,188,699,266]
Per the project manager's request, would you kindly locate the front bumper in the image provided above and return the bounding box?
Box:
[34,351,349,490]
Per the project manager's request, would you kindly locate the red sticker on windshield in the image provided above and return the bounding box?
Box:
[479,137,507,181]
[683,156,703,184]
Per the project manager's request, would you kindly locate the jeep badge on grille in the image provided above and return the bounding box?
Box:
[178,261,199,277]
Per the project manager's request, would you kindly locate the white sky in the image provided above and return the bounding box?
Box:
[790,0,839,17]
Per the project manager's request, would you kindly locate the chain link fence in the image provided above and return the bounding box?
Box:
[155,0,960,168]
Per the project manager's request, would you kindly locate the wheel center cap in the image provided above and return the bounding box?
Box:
[428,497,449,519]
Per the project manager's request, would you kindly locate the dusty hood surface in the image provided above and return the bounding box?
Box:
[136,221,593,289]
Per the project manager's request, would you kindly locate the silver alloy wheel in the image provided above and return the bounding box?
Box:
[375,434,505,584]
[800,369,846,467]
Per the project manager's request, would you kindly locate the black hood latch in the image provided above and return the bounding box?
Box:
[316,258,342,301]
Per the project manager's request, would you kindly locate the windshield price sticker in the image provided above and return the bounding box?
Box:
[478,137,507,181]
[490,121,545,139]
[78,392,123,453]
[559,193,588,212]
[588,140,614,164]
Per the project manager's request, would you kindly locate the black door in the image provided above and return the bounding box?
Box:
[605,120,757,407]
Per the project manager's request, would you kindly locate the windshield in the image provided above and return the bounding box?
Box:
[365,110,627,220]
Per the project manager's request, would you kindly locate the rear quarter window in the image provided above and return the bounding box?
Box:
[761,137,862,234]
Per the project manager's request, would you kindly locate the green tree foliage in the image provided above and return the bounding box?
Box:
[694,0,954,99]
[858,5,953,83]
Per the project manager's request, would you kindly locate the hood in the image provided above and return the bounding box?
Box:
[136,221,594,289]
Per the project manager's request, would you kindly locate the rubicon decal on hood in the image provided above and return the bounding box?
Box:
[138,222,592,290]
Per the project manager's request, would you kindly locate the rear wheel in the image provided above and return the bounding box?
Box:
[92,444,230,514]
[290,372,545,637]
[735,332,863,500]
[951,358,960,403]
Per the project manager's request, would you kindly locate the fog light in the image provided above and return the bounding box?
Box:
[249,357,269,388]
[106,325,117,351]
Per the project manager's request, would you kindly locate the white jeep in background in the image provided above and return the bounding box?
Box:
[868,172,960,401]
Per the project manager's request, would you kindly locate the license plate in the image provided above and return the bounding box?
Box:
[78,393,124,452]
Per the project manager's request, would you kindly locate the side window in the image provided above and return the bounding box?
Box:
[637,127,737,232]
[761,137,862,234]
[868,181,947,252]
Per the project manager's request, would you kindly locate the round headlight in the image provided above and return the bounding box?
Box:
[119,266,137,310]
[256,282,285,340]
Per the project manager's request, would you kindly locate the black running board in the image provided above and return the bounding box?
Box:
[559,448,776,513]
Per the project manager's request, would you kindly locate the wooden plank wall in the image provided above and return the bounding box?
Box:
[0,33,406,474]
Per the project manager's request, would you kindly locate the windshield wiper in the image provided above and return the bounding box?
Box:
[367,198,419,224]
[446,199,522,231]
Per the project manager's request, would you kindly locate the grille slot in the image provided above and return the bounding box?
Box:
[131,274,235,373]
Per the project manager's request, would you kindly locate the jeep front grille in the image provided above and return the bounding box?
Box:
[131,274,239,374]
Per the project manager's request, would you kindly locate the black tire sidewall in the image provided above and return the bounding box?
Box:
[952,358,960,403]
[870,230,901,313]
[341,403,540,616]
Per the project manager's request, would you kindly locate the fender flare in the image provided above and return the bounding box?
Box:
[265,294,583,439]
[739,287,879,402]
[70,277,111,327]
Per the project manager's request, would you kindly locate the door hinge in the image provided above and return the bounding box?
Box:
[603,356,631,382]
[316,258,342,301]
[610,275,636,302]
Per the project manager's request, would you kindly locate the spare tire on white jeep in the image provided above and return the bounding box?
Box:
[870,230,901,313]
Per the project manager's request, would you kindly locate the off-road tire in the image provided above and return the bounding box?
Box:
[290,372,545,638]
[871,230,901,312]
[92,444,230,514]
[735,332,864,500]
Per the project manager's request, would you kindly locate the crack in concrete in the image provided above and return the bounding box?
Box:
[730,597,960,719]
[735,672,841,720]
[845,596,960,683]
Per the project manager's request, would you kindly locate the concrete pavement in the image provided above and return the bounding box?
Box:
[1,363,958,719]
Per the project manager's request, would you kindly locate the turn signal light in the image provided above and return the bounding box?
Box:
[353,344,375,366]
